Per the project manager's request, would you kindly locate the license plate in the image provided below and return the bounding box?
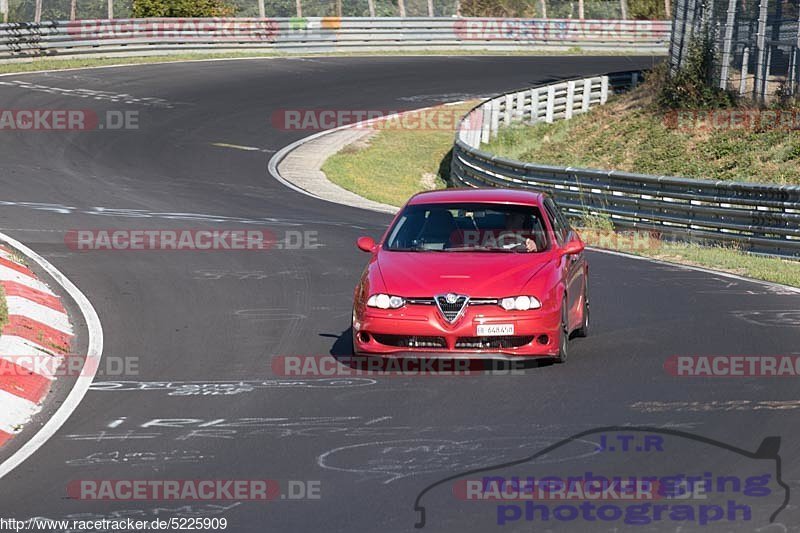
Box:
[477,324,514,336]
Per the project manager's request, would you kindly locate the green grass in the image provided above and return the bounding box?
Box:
[0,285,7,333]
[0,49,659,76]
[483,83,800,185]
[323,102,476,207]
[640,241,800,287]
[573,211,800,286]
[321,103,800,287]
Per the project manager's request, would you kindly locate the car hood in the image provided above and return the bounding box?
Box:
[376,251,554,297]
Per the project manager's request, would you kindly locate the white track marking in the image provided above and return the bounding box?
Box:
[211,142,274,153]
[0,264,55,294]
[0,232,104,480]
[267,100,465,206]
[0,390,40,434]
[0,80,177,108]
[5,296,72,334]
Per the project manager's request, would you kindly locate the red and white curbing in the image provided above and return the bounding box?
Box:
[0,245,73,448]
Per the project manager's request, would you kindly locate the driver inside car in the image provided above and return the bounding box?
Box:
[499,211,538,252]
[447,210,541,252]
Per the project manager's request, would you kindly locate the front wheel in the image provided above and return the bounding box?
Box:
[554,297,569,364]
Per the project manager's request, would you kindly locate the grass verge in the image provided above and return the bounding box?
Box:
[482,76,800,185]
[578,214,799,287]
[0,285,7,334]
[320,103,800,287]
[322,102,476,206]
[0,49,659,76]
[636,242,800,287]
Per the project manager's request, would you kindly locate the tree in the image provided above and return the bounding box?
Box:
[132,0,235,17]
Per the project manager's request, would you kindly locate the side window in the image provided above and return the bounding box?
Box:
[543,198,567,245]
[554,203,573,240]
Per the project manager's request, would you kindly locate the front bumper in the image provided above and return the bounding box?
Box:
[353,303,562,357]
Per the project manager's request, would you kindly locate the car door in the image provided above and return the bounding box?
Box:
[544,198,585,330]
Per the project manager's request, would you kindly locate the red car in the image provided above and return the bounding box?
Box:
[352,189,588,363]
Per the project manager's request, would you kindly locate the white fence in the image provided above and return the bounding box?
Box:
[458,73,641,147]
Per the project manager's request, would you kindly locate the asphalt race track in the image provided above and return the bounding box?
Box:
[0,55,799,532]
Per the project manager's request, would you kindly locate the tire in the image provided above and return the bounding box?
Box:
[350,314,359,356]
[554,297,569,364]
[574,281,589,338]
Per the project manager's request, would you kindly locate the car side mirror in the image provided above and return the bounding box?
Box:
[357,236,377,253]
[560,238,585,257]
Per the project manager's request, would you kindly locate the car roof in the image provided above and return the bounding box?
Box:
[406,188,546,206]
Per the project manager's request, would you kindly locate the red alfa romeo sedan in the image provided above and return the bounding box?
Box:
[352,189,589,363]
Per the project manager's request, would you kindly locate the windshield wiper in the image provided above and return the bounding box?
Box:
[446,246,517,253]
[389,246,445,252]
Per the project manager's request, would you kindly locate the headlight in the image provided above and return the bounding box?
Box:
[500,296,541,311]
[367,294,405,309]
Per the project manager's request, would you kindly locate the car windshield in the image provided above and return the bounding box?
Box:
[384,202,550,253]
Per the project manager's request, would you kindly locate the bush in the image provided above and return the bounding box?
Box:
[659,32,736,110]
[459,0,667,19]
[132,0,236,17]
[628,0,665,19]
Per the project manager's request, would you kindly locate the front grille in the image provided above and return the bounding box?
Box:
[435,295,468,323]
[372,334,447,348]
[406,298,435,305]
[406,298,497,306]
[455,336,535,349]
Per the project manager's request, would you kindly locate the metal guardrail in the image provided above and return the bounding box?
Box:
[0,18,672,60]
[452,71,800,258]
